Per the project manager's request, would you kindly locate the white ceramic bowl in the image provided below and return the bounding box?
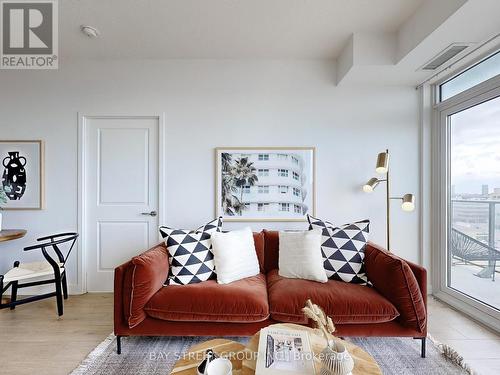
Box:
[206,358,232,375]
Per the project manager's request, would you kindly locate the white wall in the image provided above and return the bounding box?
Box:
[0,59,419,292]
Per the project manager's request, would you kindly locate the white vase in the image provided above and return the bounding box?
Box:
[319,340,355,375]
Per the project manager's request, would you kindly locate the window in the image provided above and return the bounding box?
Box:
[293,171,299,181]
[280,203,290,212]
[257,203,269,212]
[291,156,299,164]
[433,52,500,330]
[440,51,500,101]
[293,187,300,197]
[447,95,500,311]
[294,204,301,213]
[242,185,251,194]
[278,169,288,177]
[258,154,269,161]
[277,153,288,160]
[279,185,288,194]
[258,185,269,194]
[258,169,269,177]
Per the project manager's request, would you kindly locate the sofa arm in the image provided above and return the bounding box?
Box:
[364,242,427,334]
[114,260,132,335]
[114,243,169,329]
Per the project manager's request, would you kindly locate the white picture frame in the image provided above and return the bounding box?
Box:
[215,147,315,222]
[0,140,44,210]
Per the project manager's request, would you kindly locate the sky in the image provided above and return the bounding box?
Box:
[451,95,500,194]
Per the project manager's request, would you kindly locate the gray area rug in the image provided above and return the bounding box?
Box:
[71,334,473,375]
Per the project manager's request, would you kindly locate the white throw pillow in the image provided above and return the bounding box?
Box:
[278,230,328,283]
[211,227,260,284]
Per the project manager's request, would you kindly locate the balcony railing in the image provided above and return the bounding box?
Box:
[451,199,500,281]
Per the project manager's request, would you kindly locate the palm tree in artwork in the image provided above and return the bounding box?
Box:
[221,153,232,173]
[233,157,258,213]
[221,153,240,216]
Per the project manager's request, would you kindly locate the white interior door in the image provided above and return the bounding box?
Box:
[84,116,159,292]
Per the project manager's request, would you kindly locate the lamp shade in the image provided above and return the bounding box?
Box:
[401,193,415,212]
[363,178,379,193]
[375,151,389,174]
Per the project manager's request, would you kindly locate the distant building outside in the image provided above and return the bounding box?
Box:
[482,184,489,196]
[452,186,500,248]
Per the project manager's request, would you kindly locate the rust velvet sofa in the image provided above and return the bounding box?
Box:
[114,230,427,356]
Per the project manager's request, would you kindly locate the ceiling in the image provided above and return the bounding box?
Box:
[57,0,500,85]
[61,0,424,60]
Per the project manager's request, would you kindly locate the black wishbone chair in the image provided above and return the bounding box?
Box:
[0,232,79,316]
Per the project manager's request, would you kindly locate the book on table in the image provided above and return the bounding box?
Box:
[255,327,315,375]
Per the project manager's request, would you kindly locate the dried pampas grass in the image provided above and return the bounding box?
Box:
[302,299,336,347]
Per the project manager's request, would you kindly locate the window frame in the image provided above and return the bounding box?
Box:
[258,185,269,194]
[438,50,500,103]
[279,185,288,194]
[278,169,289,177]
[258,168,269,177]
[277,153,288,160]
[432,73,500,331]
[258,154,269,161]
[258,203,269,212]
[280,203,290,212]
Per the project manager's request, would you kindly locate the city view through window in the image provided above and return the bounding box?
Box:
[450,95,500,310]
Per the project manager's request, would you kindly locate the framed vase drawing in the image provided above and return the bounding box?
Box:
[215,147,315,221]
[0,140,44,210]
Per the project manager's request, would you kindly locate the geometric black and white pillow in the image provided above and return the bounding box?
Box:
[159,217,223,286]
[307,215,370,285]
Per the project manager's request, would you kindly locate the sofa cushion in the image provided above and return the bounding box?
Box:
[308,215,370,285]
[262,230,280,272]
[144,273,269,323]
[124,244,170,328]
[364,243,427,333]
[253,231,265,272]
[159,217,222,286]
[267,269,399,324]
[211,227,260,284]
[278,230,327,283]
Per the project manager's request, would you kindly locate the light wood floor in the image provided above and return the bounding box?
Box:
[0,294,499,375]
[0,293,113,375]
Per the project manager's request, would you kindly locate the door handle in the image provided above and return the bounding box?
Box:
[141,211,157,217]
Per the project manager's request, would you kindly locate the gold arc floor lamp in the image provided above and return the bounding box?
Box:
[363,149,415,252]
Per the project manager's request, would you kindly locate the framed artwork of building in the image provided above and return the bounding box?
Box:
[215,147,315,221]
[0,140,44,210]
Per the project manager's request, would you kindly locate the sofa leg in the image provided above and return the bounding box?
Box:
[414,337,426,358]
[117,335,122,355]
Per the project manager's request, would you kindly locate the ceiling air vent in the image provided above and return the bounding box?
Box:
[420,44,470,70]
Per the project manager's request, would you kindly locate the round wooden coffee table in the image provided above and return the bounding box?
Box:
[242,323,382,375]
[171,339,248,374]
[171,324,381,375]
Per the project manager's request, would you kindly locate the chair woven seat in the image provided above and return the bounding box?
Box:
[3,261,64,283]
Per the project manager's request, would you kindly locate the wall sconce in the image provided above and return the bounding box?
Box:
[363,149,415,251]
